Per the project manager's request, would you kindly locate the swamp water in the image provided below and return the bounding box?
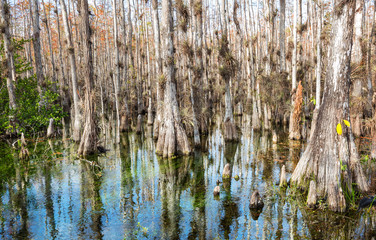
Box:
[1,116,376,239]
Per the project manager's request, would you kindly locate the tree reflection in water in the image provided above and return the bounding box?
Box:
[0,129,374,239]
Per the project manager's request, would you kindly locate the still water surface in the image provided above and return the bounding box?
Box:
[0,117,375,239]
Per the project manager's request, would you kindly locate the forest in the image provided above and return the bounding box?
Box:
[1,0,376,238]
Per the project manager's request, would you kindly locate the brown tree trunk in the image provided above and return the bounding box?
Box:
[291,0,368,212]
[77,0,97,156]
[289,81,303,140]
[156,0,191,158]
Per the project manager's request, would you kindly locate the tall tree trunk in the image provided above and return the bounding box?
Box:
[0,0,17,112]
[54,0,69,121]
[112,0,120,143]
[41,0,57,92]
[350,0,364,137]
[77,0,97,156]
[291,0,368,212]
[367,0,375,111]
[30,0,45,101]
[279,0,286,72]
[156,0,191,158]
[289,0,301,139]
[219,0,238,141]
[120,0,130,132]
[60,0,81,141]
[352,0,364,64]
[316,0,322,110]
[152,0,163,139]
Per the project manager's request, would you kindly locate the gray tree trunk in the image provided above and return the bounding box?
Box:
[291,0,368,212]
[152,0,163,139]
[30,0,45,101]
[156,0,191,158]
[60,0,81,141]
[279,0,286,72]
[77,0,97,156]
[0,0,17,111]
[112,0,120,143]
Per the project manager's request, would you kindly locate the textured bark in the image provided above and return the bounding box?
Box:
[41,0,57,92]
[316,0,322,109]
[350,0,364,137]
[54,0,69,122]
[0,0,17,111]
[279,0,286,72]
[367,1,375,110]
[352,0,364,65]
[119,0,130,132]
[307,180,317,208]
[112,0,120,143]
[30,0,45,100]
[152,0,162,139]
[289,81,303,140]
[77,0,97,156]
[289,0,298,138]
[279,165,287,187]
[291,0,368,212]
[60,0,81,141]
[156,0,191,158]
[219,0,238,142]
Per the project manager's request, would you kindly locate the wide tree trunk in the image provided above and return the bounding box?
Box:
[156,0,191,158]
[291,0,368,212]
[77,0,97,156]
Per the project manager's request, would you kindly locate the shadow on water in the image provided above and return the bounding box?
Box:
[0,124,376,239]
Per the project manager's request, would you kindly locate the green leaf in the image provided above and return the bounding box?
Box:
[343,120,350,127]
[336,123,342,135]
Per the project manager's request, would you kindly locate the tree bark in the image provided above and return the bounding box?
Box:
[60,0,81,141]
[156,0,191,158]
[279,0,286,72]
[112,0,120,143]
[30,0,45,101]
[77,0,97,156]
[120,0,130,132]
[41,0,57,92]
[291,0,368,212]
[152,0,163,139]
[289,0,301,139]
[219,0,238,141]
[0,0,17,111]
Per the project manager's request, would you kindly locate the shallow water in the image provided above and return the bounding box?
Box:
[1,116,376,239]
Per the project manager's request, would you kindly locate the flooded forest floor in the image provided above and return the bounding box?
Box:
[1,115,376,239]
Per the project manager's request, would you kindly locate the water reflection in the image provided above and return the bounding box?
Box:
[0,127,374,239]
